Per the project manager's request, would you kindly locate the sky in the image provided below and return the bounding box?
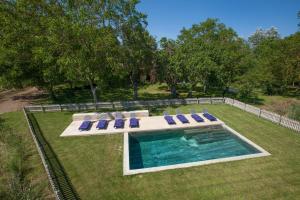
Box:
[137,0,300,40]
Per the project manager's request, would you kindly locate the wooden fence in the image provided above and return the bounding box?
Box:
[24,97,299,132]
[24,97,223,112]
[225,98,300,132]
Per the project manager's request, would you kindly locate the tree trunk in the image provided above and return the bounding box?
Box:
[171,85,177,98]
[188,84,195,98]
[203,83,207,94]
[188,90,193,98]
[89,80,98,104]
[133,80,138,100]
[222,87,228,98]
[48,84,56,100]
[68,81,73,89]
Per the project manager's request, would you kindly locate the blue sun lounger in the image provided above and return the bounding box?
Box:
[79,120,92,131]
[164,111,176,125]
[176,109,189,124]
[96,114,109,129]
[96,120,108,129]
[114,112,124,129]
[129,113,139,128]
[203,112,217,121]
[190,109,204,122]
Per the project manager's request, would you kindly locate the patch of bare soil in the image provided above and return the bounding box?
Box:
[0,87,47,113]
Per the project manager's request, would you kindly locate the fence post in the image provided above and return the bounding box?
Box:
[232,98,235,106]
[278,115,282,124]
[42,105,45,113]
[210,97,212,104]
[259,109,262,117]
[59,104,62,112]
[244,103,247,111]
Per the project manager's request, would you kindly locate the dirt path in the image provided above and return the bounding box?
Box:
[0,87,47,113]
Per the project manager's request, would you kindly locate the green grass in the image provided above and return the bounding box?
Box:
[0,112,54,199]
[32,104,300,199]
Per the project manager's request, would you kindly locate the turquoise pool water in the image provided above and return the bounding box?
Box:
[129,127,261,170]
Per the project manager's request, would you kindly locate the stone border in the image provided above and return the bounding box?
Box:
[123,124,271,175]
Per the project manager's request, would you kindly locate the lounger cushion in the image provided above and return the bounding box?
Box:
[79,121,92,131]
[191,114,204,122]
[176,114,189,123]
[164,116,176,125]
[96,120,108,129]
[130,118,139,128]
[203,113,217,121]
[114,119,124,128]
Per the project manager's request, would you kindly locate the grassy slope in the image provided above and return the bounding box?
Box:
[33,104,300,200]
[1,112,54,199]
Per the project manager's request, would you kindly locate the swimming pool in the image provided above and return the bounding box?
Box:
[123,125,270,175]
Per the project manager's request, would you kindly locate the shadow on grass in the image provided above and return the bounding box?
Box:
[27,113,80,200]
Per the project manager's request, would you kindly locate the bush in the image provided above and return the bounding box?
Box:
[288,103,300,121]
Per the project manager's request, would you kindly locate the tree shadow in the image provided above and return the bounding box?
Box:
[282,87,300,99]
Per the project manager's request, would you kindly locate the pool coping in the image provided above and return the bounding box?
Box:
[123,124,271,175]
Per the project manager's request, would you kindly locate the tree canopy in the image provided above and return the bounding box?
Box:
[0,2,299,101]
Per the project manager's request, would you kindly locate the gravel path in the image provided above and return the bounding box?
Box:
[0,87,46,113]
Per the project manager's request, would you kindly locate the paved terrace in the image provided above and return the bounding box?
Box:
[61,112,225,137]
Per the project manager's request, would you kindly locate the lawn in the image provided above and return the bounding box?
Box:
[0,112,54,199]
[32,104,300,199]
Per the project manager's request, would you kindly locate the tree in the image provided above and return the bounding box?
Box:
[248,27,280,48]
[174,18,250,97]
[0,0,153,103]
[0,0,67,98]
[157,37,180,97]
[0,1,39,88]
[249,28,300,95]
[119,0,156,99]
[282,32,300,87]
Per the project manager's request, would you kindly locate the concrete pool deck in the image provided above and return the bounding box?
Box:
[60,113,225,137]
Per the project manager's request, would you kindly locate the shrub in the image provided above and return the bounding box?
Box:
[288,103,300,121]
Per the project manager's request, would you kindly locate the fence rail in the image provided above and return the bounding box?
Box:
[225,97,300,132]
[24,97,299,132]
